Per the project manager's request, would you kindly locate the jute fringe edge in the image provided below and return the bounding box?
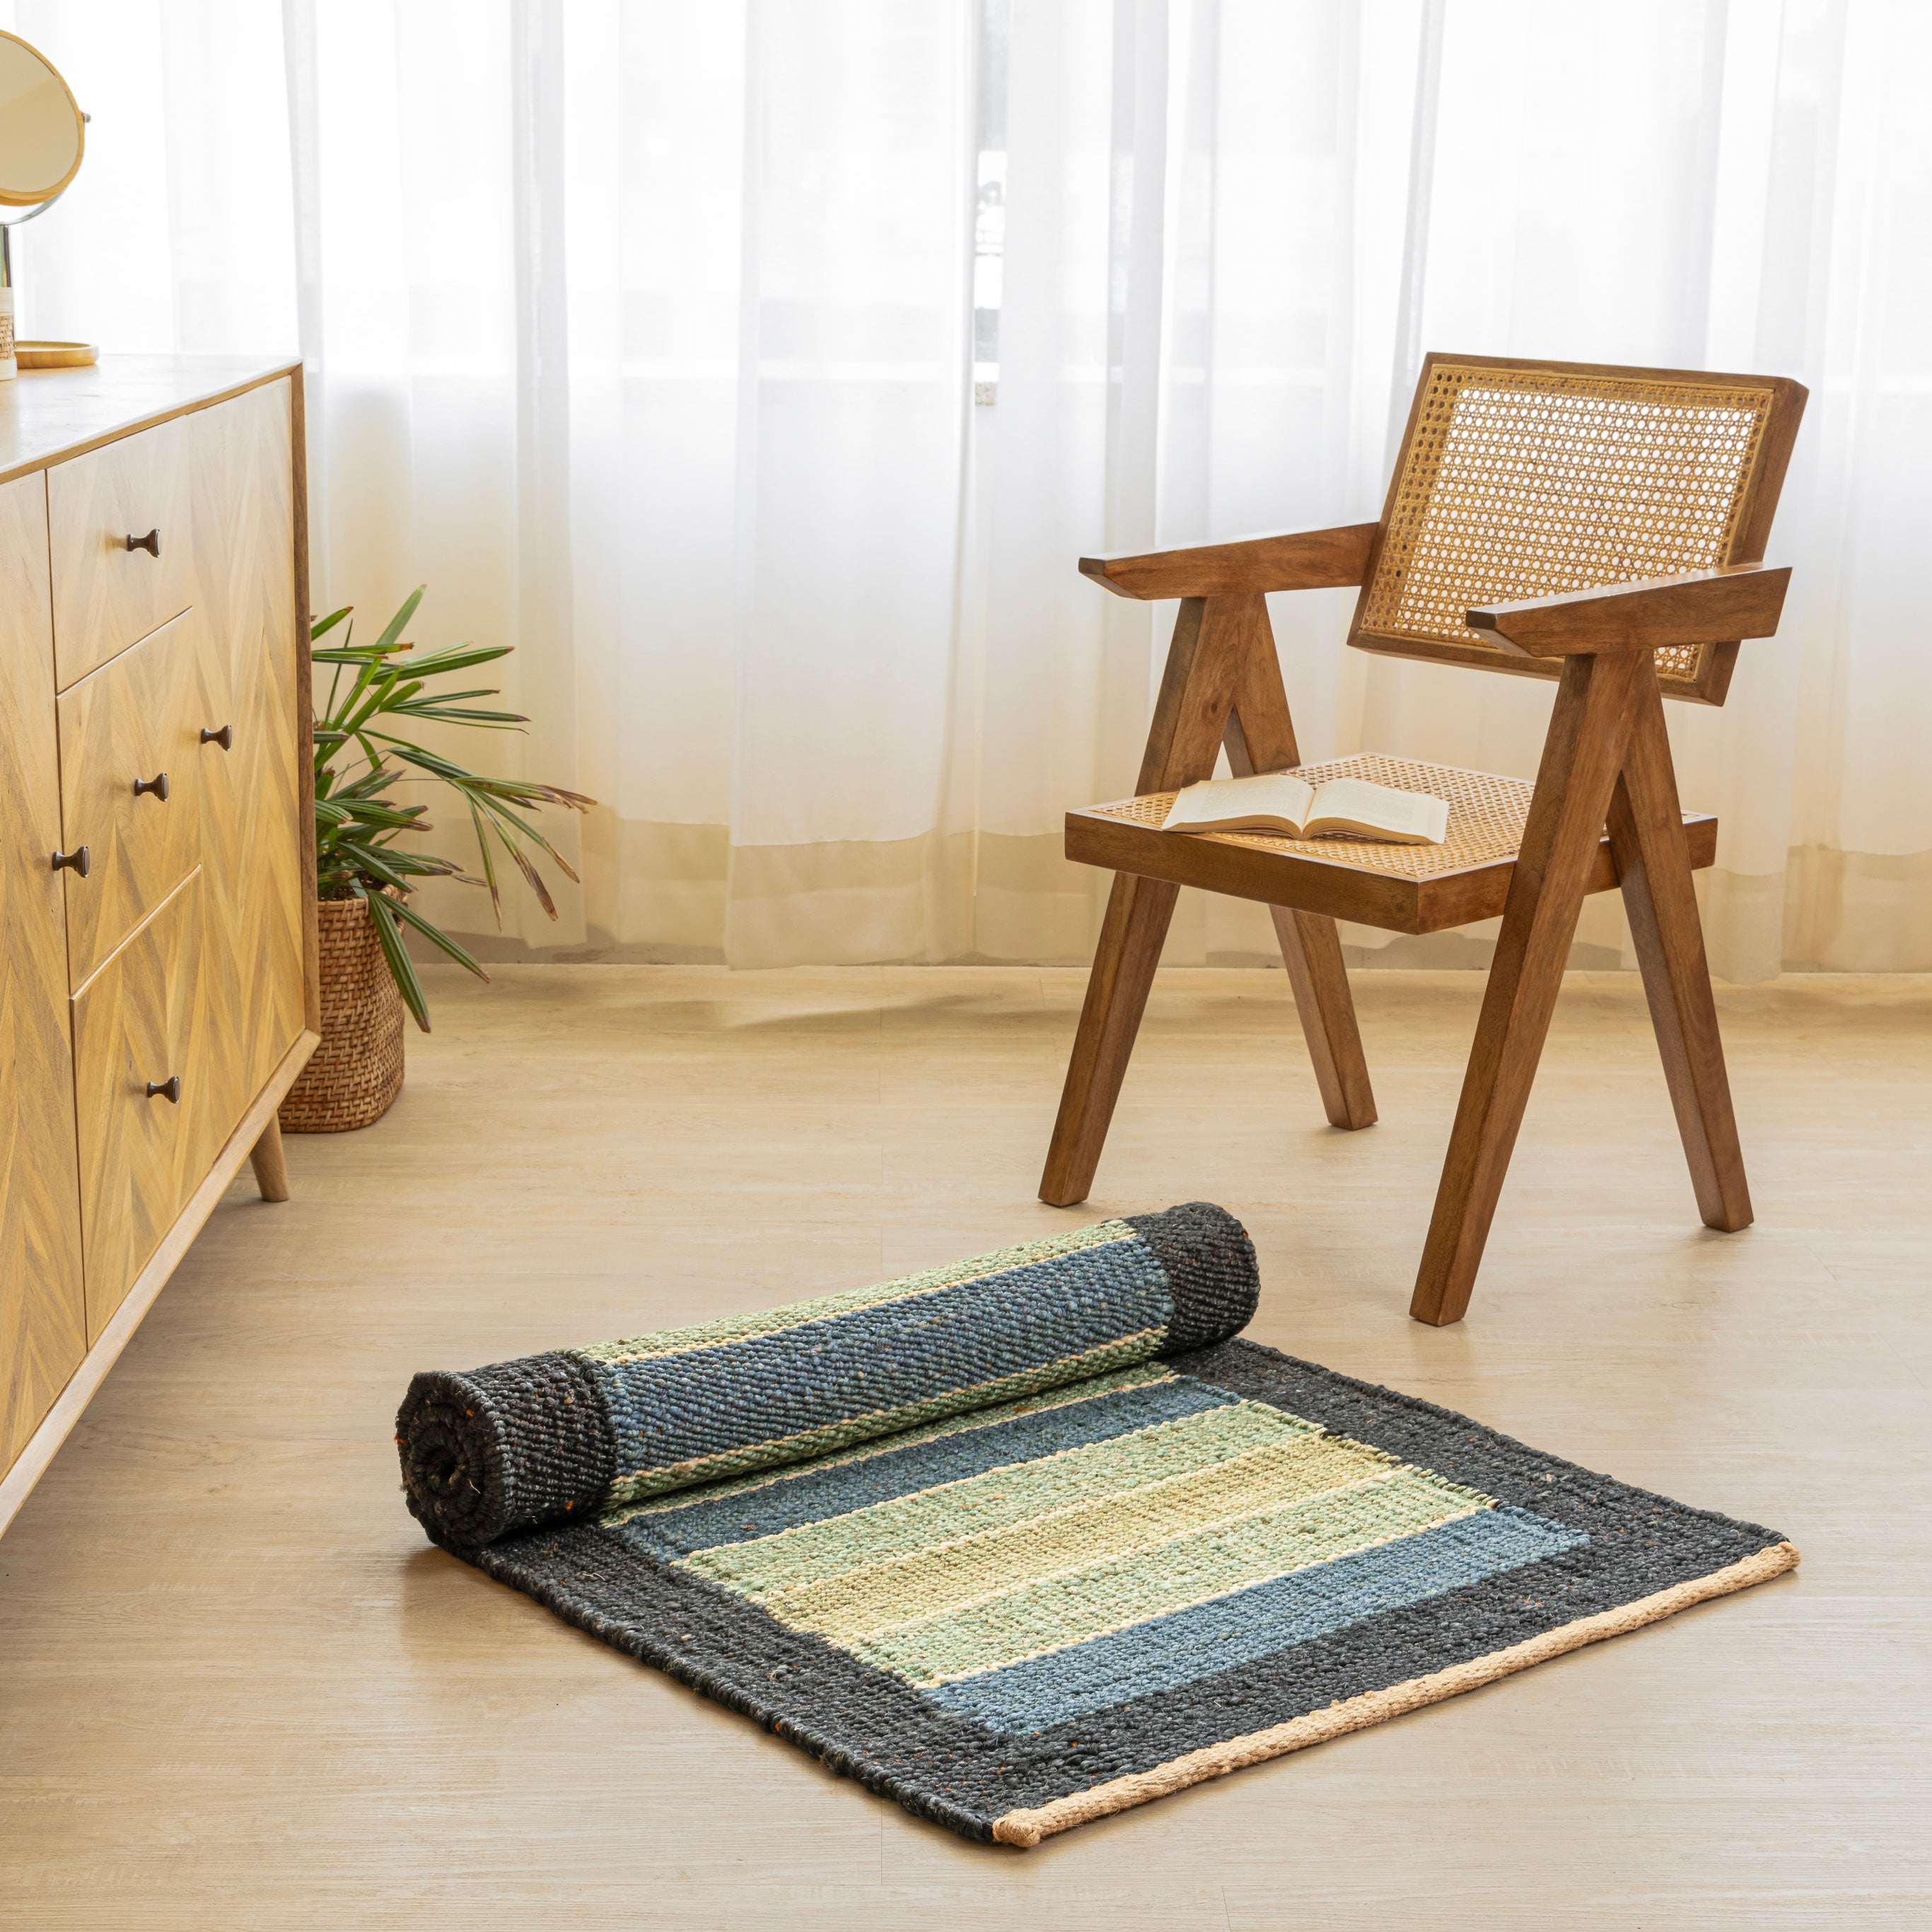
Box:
[991,1538,1800,1848]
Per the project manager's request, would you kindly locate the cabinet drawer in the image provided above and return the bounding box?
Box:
[48,415,197,689]
[71,868,233,1339]
[57,607,233,991]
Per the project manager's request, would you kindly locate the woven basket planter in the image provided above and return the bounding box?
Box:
[281,897,406,1133]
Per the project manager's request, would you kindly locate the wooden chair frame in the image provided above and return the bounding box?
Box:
[1042,353,1808,1326]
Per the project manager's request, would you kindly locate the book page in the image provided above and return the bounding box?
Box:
[1161,772,1316,835]
[1303,776,1449,844]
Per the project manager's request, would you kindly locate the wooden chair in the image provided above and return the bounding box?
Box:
[1042,351,1807,1326]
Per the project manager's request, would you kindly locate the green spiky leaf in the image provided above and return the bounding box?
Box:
[310,586,594,1028]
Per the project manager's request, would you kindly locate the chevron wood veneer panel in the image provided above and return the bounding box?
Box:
[0,470,87,1470]
[188,381,305,1105]
[55,607,229,989]
[47,412,197,689]
[70,868,222,1340]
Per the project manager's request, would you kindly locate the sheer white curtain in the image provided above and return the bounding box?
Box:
[7,0,1926,975]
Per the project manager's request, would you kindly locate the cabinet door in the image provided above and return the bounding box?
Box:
[70,868,225,1340]
[188,380,305,1105]
[47,413,198,689]
[0,472,88,1471]
[55,607,227,989]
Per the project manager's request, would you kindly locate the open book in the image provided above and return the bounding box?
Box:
[1161,772,1449,846]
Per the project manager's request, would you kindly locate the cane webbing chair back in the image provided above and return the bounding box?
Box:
[1349,353,1806,704]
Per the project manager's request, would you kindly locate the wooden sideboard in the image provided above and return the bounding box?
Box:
[0,357,318,1534]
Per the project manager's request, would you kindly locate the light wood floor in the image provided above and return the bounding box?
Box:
[2,965,1927,1930]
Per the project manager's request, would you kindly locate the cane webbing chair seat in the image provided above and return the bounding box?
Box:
[1065,753,1717,936]
[1044,351,1807,1329]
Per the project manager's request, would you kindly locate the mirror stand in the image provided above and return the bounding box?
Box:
[0,190,91,381]
[0,219,16,380]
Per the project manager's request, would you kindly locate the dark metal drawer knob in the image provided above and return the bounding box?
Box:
[145,1076,182,1105]
[52,846,90,876]
[200,724,233,750]
[124,529,161,557]
[133,771,170,801]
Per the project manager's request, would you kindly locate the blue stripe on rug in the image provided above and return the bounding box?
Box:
[921,1505,1587,1735]
[615,1375,1241,1560]
[589,1241,1175,1485]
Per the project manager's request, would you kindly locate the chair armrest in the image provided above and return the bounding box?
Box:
[1466,563,1791,658]
[1078,522,1378,600]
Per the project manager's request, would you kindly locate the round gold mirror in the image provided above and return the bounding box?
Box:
[0,32,89,379]
[0,30,84,208]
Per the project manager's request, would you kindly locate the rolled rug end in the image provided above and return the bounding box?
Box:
[396,1351,617,1551]
[1125,1201,1261,1353]
[395,1369,513,1551]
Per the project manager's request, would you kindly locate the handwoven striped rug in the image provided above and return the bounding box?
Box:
[397,1205,1796,1845]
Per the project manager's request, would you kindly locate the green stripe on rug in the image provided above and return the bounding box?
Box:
[682,1400,1320,1595]
[579,1219,1137,1363]
[602,1363,1180,1528]
[849,1467,1493,1686]
[757,1432,1442,1644]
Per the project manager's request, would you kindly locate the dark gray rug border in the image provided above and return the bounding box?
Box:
[461,1337,1791,1839]
[1175,1337,1786,1547]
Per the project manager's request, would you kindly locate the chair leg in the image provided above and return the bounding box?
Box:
[1269,907,1377,1129]
[1410,651,1648,1326]
[1042,594,1257,1206]
[1040,871,1179,1206]
[1609,674,1752,1231]
[1218,636,1375,1132]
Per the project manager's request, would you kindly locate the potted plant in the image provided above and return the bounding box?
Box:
[280,586,593,1132]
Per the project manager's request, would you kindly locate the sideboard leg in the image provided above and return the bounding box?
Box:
[249,1117,291,1203]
